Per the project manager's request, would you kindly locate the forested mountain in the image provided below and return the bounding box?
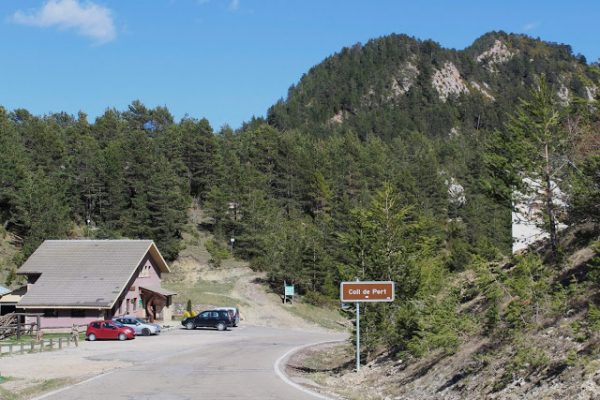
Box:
[1,31,599,373]
[268,31,596,138]
[258,32,600,395]
[264,30,599,261]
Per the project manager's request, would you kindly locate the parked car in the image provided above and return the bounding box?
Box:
[182,309,232,331]
[214,307,240,327]
[86,320,135,341]
[113,315,161,336]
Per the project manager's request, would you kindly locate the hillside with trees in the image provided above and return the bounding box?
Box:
[0,32,599,394]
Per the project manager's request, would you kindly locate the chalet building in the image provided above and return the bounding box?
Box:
[16,240,175,329]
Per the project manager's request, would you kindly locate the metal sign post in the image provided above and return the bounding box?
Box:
[356,300,360,371]
[340,280,395,372]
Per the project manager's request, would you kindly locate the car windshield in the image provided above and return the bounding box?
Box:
[135,318,147,324]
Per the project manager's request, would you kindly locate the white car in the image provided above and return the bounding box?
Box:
[113,315,161,336]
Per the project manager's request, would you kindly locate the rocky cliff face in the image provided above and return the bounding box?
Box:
[476,39,516,69]
[432,62,469,101]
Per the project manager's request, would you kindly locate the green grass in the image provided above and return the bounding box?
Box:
[0,333,84,345]
[284,300,348,331]
[164,278,247,311]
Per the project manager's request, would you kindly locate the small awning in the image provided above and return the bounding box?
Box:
[1,286,26,304]
[0,294,22,304]
[139,286,177,297]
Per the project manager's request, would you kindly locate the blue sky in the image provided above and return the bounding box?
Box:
[1,0,598,129]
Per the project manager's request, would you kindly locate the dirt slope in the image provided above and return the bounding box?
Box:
[286,231,600,400]
[164,231,346,331]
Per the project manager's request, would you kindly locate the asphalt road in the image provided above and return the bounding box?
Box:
[33,325,345,400]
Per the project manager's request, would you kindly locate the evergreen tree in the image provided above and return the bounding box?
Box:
[12,170,71,256]
[486,76,576,261]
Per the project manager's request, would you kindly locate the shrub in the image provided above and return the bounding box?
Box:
[205,239,229,268]
[304,290,335,307]
[587,303,600,332]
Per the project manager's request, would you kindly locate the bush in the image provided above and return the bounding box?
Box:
[5,267,17,286]
[587,242,600,286]
[205,239,230,268]
[304,290,336,307]
[587,303,600,333]
[508,336,550,374]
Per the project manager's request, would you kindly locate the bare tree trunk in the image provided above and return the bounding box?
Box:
[544,143,558,262]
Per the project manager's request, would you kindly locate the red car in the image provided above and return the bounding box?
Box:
[86,320,135,341]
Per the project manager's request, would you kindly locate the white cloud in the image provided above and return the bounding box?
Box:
[12,0,116,44]
[228,0,240,12]
[522,22,540,32]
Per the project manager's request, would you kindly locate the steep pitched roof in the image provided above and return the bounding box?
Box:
[17,240,169,309]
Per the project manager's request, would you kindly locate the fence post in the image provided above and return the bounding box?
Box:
[58,338,62,349]
[30,341,34,352]
[49,339,53,350]
[20,343,24,353]
[8,344,12,354]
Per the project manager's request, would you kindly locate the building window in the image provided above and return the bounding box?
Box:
[71,309,85,318]
[43,309,58,318]
[139,265,150,278]
[132,297,137,311]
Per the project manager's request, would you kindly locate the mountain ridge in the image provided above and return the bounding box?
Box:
[267,31,598,139]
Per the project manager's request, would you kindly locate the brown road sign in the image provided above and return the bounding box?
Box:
[340,281,395,302]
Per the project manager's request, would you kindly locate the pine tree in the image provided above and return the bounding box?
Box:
[338,183,438,357]
[486,76,576,261]
[12,170,71,256]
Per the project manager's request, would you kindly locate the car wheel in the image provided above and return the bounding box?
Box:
[118,333,126,341]
[186,322,194,330]
[142,328,151,336]
[216,322,226,331]
[87,333,96,341]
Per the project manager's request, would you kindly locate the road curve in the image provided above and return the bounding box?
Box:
[33,325,346,400]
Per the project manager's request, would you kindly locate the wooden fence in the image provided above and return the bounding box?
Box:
[0,336,79,356]
[0,313,42,340]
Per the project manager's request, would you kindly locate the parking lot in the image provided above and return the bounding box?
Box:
[1,324,344,399]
